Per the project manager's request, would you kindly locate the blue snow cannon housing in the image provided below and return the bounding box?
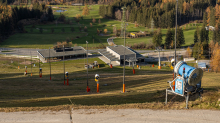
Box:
[174,61,203,93]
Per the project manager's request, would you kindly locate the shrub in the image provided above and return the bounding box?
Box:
[30,27,33,33]
[99,19,101,24]
[66,37,70,42]
[71,27,74,32]
[140,42,146,49]
[39,27,43,33]
[76,14,81,20]
[58,14,65,22]
[31,24,35,28]
[104,29,107,34]
[51,27,54,33]
[84,26,87,32]
[133,43,138,49]
[92,18,96,23]
[61,28,65,33]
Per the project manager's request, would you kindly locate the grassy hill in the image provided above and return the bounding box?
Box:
[0,5,202,49]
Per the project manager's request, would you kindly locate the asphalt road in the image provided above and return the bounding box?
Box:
[0,48,185,56]
[0,109,219,123]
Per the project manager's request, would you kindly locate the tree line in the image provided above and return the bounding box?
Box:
[0,1,54,41]
[99,0,216,28]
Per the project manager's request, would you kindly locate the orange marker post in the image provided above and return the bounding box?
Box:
[97,82,99,93]
[95,74,100,93]
[86,86,90,92]
[123,84,125,93]
[173,73,175,91]
[152,64,154,67]
[65,72,69,85]
[39,68,42,78]
[133,69,135,74]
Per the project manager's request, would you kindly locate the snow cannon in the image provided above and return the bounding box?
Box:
[174,61,203,87]
[165,61,204,109]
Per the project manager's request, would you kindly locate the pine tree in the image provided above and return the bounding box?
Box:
[177,27,185,48]
[165,28,173,49]
[82,4,90,16]
[203,12,207,27]
[193,42,200,59]
[194,29,198,44]
[153,29,162,47]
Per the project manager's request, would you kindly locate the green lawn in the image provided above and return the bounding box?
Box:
[0,55,219,110]
[0,5,203,49]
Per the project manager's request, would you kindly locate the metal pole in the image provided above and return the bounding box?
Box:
[174,0,178,78]
[30,51,32,76]
[170,46,171,61]
[49,47,51,80]
[159,48,161,69]
[63,45,65,85]
[209,47,210,62]
[165,88,167,105]
[39,54,40,71]
[122,7,126,93]
[86,41,88,87]
[123,22,126,93]
[18,49,19,69]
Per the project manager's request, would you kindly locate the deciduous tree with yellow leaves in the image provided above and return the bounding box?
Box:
[210,42,220,73]
[186,47,192,58]
[82,4,90,16]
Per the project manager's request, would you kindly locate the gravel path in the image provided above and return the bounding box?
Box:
[0,109,220,123]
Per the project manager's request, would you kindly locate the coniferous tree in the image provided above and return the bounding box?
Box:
[194,29,198,44]
[153,29,162,47]
[177,27,185,48]
[165,28,174,49]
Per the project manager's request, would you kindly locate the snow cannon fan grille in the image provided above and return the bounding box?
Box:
[188,68,203,86]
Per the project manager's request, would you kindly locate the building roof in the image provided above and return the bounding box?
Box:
[108,45,135,56]
[38,46,86,58]
[198,62,206,68]
[98,49,119,61]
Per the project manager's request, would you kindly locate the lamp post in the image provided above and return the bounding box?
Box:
[156,47,162,69]
[170,46,171,61]
[86,41,90,92]
[49,47,51,81]
[122,6,126,93]
[18,49,20,69]
[174,0,178,78]
[30,51,32,76]
[63,45,65,85]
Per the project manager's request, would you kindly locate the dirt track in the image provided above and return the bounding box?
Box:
[0,109,220,123]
